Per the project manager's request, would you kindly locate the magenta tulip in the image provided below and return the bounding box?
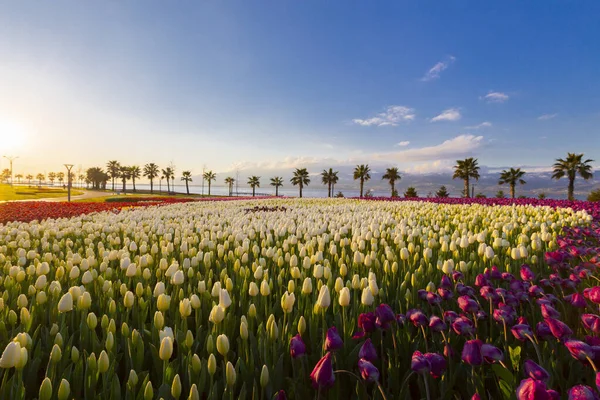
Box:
[310,352,335,389]
[358,358,379,383]
[462,339,483,366]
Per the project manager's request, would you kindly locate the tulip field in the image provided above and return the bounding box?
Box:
[1,197,600,400]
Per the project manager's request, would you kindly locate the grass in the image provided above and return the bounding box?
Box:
[75,189,227,203]
[0,184,83,201]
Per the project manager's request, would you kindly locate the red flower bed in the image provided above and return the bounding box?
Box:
[0,196,273,225]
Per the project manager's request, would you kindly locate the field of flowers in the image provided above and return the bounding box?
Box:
[0,198,599,399]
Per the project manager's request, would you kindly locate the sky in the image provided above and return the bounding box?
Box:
[0,1,599,195]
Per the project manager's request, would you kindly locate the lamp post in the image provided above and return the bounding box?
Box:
[64,164,74,202]
[3,156,18,186]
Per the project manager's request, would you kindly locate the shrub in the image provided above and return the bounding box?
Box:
[588,189,600,202]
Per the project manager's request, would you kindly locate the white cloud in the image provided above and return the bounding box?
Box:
[481,92,509,103]
[353,105,416,127]
[421,56,456,81]
[396,141,410,147]
[538,113,558,120]
[374,134,484,162]
[431,108,461,122]
[465,121,492,129]
[403,160,455,174]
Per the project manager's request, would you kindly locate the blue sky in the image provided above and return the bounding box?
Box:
[0,1,599,182]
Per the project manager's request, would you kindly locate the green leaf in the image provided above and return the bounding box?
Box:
[509,346,521,371]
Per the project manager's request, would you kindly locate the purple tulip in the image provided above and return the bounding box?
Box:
[290,334,306,358]
[494,308,515,325]
[443,311,459,323]
[520,265,535,281]
[582,314,600,334]
[547,390,560,400]
[475,274,488,287]
[407,309,429,327]
[452,316,474,336]
[423,353,446,378]
[458,296,479,314]
[540,304,560,319]
[536,322,553,340]
[596,372,600,393]
[429,316,447,332]
[512,324,533,341]
[462,339,483,366]
[358,312,377,333]
[481,344,504,363]
[565,340,594,361]
[545,317,573,341]
[375,304,396,329]
[489,266,502,280]
[358,338,378,362]
[396,314,406,326]
[440,275,452,289]
[452,271,464,282]
[589,287,600,305]
[324,327,343,352]
[426,292,442,305]
[310,352,335,389]
[411,351,431,374]
[524,359,550,382]
[456,283,475,297]
[358,358,380,383]
[568,385,598,400]
[516,378,550,400]
[438,288,454,301]
[471,394,481,400]
[275,390,287,400]
[565,293,587,308]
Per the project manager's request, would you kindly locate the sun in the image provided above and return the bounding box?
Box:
[0,119,27,152]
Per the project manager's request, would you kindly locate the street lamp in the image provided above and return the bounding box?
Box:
[3,156,18,186]
[64,164,74,202]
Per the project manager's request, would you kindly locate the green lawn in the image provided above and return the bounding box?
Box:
[0,184,83,201]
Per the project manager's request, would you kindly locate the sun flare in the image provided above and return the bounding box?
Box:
[0,119,27,153]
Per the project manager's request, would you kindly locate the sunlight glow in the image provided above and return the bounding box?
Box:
[0,119,27,152]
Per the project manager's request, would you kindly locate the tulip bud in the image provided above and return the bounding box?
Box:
[57,379,70,400]
[106,331,114,351]
[98,350,109,373]
[249,304,257,318]
[88,352,97,371]
[71,346,80,363]
[298,316,307,335]
[171,374,182,399]
[260,365,269,388]
[226,361,236,387]
[216,334,229,356]
[191,354,201,374]
[124,291,135,308]
[57,293,73,313]
[188,383,200,400]
[339,287,350,307]
[39,377,52,400]
[50,344,62,363]
[159,337,173,361]
[144,381,154,400]
[207,354,217,376]
[240,321,248,340]
[128,369,139,388]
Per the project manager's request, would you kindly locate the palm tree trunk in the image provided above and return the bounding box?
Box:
[391,182,395,198]
[568,177,575,201]
[208,182,211,196]
[122,178,126,193]
[167,178,170,194]
[511,184,515,199]
[360,179,364,198]
[133,178,136,192]
[252,186,256,197]
[186,181,189,195]
[150,179,154,194]
[299,184,303,198]
[464,178,470,198]
[331,183,335,196]
[276,186,279,197]
[328,183,331,198]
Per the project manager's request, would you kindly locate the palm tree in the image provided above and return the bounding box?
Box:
[382,167,401,197]
[57,172,65,186]
[120,166,131,193]
[181,171,193,195]
[552,153,594,200]
[86,167,109,190]
[321,169,335,197]
[290,168,310,198]
[498,168,527,199]
[353,164,371,198]
[15,174,23,184]
[203,171,216,196]
[330,170,339,196]
[129,166,141,192]
[26,174,33,187]
[106,160,121,191]
[270,176,283,196]
[248,176,260,197]
[78,174,86,188]
[48,172,56,186]
[143,163,160,194]
[225,177,235,196]
[36,173,45,186]
[161,167,174,194]
[452,158,480,198]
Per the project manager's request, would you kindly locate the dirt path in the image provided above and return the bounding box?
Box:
[0,190,116,203]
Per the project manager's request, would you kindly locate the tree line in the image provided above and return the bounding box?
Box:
[11,152,594,200]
